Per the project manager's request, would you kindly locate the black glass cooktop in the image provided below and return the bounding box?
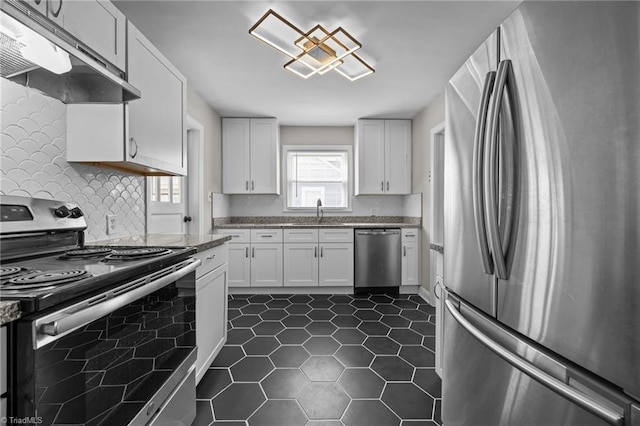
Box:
[0,246,196,315]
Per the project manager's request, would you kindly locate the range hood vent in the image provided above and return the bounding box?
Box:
[0,0,140,103]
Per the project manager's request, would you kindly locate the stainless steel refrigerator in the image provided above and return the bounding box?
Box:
[443,2,640,425]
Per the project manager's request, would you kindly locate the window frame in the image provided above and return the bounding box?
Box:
[282,145,353,212]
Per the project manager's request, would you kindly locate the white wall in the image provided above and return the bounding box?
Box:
[228,125,414,217]
[0,78,145,242]
[412,93,446,291]
[187,85,222,234]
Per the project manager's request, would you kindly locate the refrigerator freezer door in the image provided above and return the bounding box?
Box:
[494,2,640,398]
[444,31,498,316]
[443,294,629,426]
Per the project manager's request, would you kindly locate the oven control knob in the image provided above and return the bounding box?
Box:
[53,206,70,218]
[69,207,84,218]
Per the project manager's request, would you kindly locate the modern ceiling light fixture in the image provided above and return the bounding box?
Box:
[249,9,375,81]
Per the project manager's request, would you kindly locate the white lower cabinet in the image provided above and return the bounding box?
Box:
[318,243,354,287]
[284,243,318,287]
[228,244,251,287]
[215,229,283,288]
[1,326,6,421]
[284,229,354,288]
[251,244,283,287]
[194,245,228,384]
[401,229,421,286]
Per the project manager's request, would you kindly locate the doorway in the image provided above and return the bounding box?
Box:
[146,115,205,235]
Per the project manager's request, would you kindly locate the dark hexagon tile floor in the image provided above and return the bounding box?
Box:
[195,293,442,426]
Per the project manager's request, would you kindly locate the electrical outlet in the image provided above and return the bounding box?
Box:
[107,215,117,235]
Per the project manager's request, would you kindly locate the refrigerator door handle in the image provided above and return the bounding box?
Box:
[485,59,515,280]
[445,298,625,426]
[472,71,496,275]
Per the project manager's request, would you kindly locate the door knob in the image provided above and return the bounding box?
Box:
[183,216,192,223]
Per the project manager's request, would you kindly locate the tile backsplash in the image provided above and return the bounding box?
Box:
[0,78,145,242]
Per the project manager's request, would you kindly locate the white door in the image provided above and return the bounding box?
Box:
[385,120,412,194]
[147,176,186,234]
[228,244,251,287]
[222,118,251,194]
[401,242,420,286]
[319,243,354,287]
[356,120,385,195]
[250,118,279,194]
[251,243,283,287]
[284,243,318,287]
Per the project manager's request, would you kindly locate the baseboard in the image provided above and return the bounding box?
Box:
[229,286,354,295]
[418,285,434,306]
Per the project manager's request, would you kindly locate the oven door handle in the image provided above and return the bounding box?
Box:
[34,258,201,349]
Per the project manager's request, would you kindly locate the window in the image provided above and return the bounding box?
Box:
[149,176,182,203]
[285,146,350,210]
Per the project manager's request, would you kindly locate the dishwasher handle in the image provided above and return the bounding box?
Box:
[356,229,400,236]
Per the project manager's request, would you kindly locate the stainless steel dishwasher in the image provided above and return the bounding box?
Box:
[354,229,401,293]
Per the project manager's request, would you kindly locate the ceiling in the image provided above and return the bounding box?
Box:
[113,1,521,126]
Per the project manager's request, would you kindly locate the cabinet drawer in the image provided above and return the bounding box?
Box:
[215,229,250,243]
[402,229,419,242]
[251,229,283,243]
[194,245,228,279]
[284,228,319,243]
[320,228,354,243]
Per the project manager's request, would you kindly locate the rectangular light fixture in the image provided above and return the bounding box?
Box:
[249,9,375,81]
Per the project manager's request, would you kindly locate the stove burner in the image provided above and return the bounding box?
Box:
[0,266,31,279]
[60,248,113,259]
[5,270,91,289]
[103,248,173,261]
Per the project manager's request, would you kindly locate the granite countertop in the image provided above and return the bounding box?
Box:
[90,234,232,252]
[215,222,420,229]
[0,300,21,326]
[214,216,421,229]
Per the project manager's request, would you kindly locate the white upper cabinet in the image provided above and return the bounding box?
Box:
[126,21,186,175]
[66,21,187,176]
[222,118,280,194]
[355,119,412,195]
[21,0,126,71]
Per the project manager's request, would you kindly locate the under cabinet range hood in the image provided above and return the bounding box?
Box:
[0,0,140,103]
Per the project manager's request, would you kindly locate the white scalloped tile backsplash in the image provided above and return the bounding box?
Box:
[0,78,145,242]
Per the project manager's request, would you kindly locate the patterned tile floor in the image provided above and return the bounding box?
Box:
[194,293,442,426]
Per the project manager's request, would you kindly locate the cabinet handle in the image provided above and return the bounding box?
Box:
[381,181,384,191]
[206,254,215,260]
[252,247,255,258]
[314,247,317,258]
[261,235,273,238]
[129,137,138,159]
[245,181,249,191]
[252,181,255,191]
[403,246,407,256]
[231,234,241,238]
[51,0,63,17]
[405,233,415,237]
[245,247,249,258]
[387,181,390,191]
[320,247,323,257]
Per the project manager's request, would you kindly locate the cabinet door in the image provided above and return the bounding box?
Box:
[48,0,126,71]
[355,120,386,195]
[385,120,412,194]
[228,244,251,287]
[319,243,354,287]
[250,118,280,194]
[284,243,318,287]
[251,243,283,287]
[401,241,420,286]
[127,22,186,175]
[222,119,251,194]
[196,266,228,383]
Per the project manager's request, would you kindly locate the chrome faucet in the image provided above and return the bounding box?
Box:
[316,198,323,222]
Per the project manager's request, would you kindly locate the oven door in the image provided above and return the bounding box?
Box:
[11,258,200,426]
